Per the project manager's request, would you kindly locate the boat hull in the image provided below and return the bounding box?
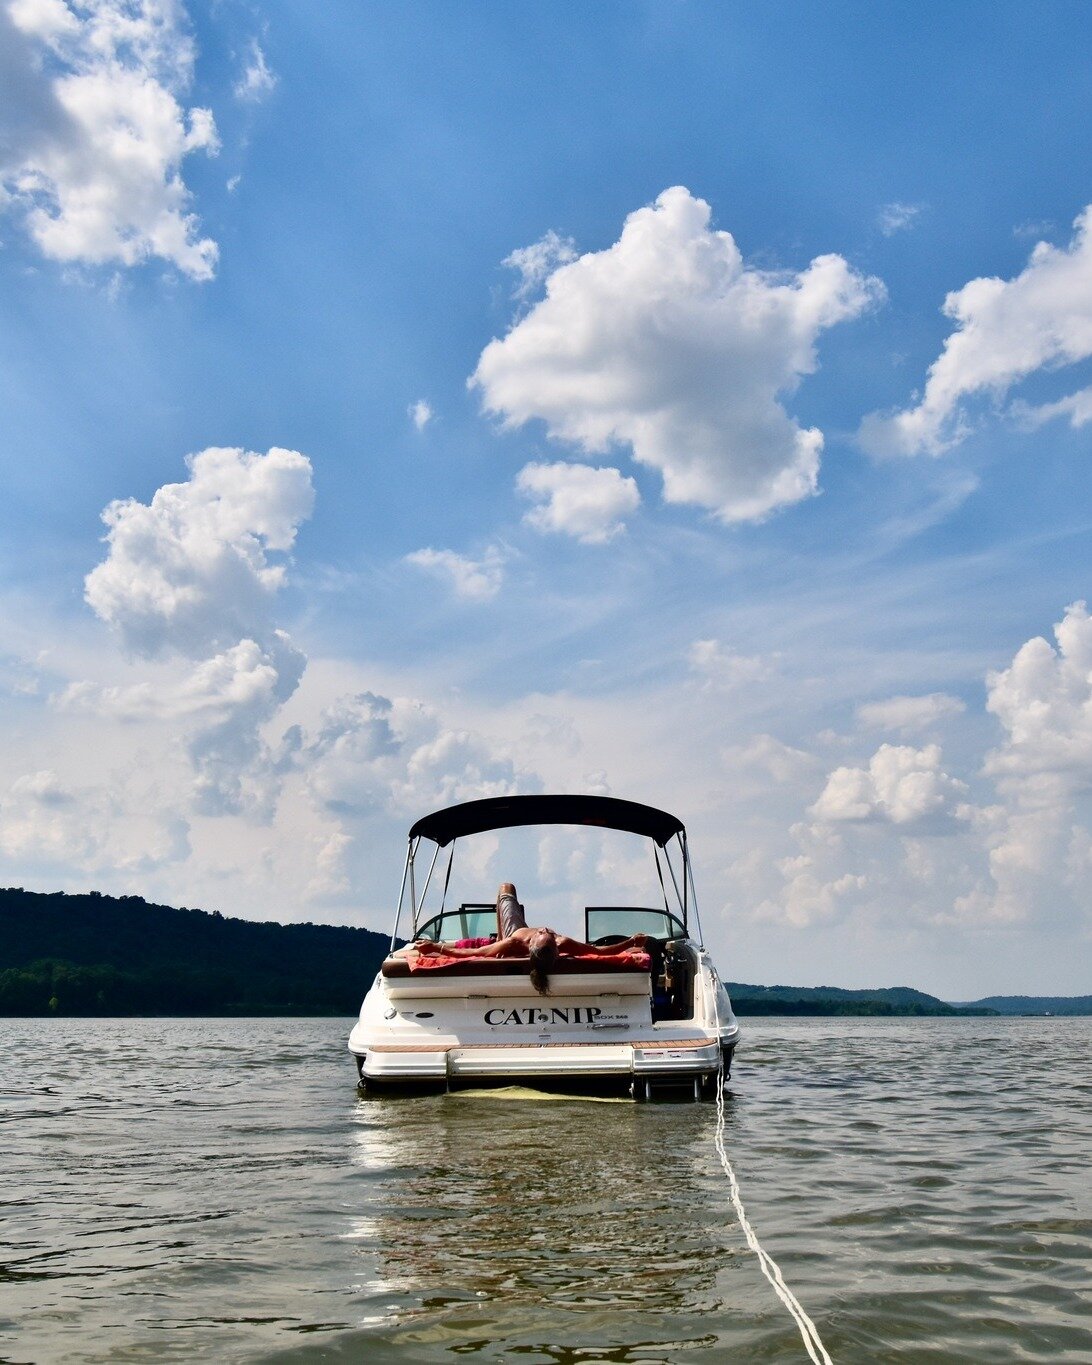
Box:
[348,954,739,1095]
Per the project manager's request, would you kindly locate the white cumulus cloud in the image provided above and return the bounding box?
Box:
[183,636,304,819]
[762,605,1092,930]
[0,0,220,279]
[79,446,313,819]
[950,608,1092,928]
[810,742,966,826]
[472,186,883,523]
[58,634,300,722]
[299,691,402,816]
[58,635,304,820]
[516,461,639,543]
[759,859,869,928]
[860,206,1092,456]
[404,546,505,601]
[85,445,314,658]
[985,601,1092,788]
[302,690,531,819]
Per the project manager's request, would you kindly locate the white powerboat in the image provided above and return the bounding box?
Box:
[347,795,740,1099]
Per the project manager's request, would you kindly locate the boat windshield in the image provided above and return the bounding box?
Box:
[412,904,690,945]
[585,907,688,942]
[414,904,497,943]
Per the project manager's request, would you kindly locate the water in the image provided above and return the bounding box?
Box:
[2,1016,1090,1363]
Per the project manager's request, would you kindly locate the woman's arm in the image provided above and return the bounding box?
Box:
[413,936,521,958]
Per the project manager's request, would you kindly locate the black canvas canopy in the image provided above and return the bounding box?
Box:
[408,794,685,848]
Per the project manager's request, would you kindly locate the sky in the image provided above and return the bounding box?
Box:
[3,1,1092,999]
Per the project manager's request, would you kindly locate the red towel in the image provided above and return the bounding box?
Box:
[406,948,650,972]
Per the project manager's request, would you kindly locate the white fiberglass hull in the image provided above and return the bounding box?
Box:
[348,949,740,1094]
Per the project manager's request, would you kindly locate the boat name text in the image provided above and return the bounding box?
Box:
[484,1006,603,1026]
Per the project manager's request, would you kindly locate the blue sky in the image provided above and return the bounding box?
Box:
[3,0,1092,997]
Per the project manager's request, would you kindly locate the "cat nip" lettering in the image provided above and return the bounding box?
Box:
[483,1006,604,1026]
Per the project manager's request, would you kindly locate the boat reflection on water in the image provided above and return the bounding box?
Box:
[342,1090,758,1358]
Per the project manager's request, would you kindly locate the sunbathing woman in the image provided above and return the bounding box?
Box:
[412,923,649,996]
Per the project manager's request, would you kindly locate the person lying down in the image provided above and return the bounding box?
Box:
[413,884,648,995]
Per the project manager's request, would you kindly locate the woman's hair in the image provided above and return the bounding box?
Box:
[527,929,559,995]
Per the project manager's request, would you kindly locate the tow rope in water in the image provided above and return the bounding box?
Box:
[714,1060,833,1364]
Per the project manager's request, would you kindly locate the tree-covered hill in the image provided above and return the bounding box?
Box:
[5,886,1081,1017]
[950,995,1092,1016]
[726,982,997,1016]
[0,887,390,1016]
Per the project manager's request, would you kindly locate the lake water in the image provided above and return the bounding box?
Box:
[2,1016,1090,1362]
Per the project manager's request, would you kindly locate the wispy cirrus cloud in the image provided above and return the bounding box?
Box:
[408,398,433,431]
[404,545,506,601]
[860,206,1092,456]
[1012,385,1092,433]
[502,228,576,300]
[877,201,924,236]
[857,692,966,736]
[688,638,770,690]
[234,37,276,102]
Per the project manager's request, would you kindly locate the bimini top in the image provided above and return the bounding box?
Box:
[408,794,685,848]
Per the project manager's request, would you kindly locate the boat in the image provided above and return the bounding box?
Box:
[347,794,740,1099]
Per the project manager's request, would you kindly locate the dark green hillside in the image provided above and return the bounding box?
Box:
[8,887,1076,1018]
[956,995,1092,1016]
[726,982,996,1016]
[0,888,390,1016]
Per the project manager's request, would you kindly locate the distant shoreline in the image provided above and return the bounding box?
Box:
[2,887,1089,1018]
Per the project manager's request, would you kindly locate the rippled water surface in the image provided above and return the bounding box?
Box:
[2,1016,1090,1362]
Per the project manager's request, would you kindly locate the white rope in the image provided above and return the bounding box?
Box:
[714,1062,833,1364]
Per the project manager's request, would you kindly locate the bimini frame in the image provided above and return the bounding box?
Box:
[387,794,703,950]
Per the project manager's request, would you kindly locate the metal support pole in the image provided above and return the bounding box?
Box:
[663,844,685,926]
[389,843,413,953]
[653,845,670,911]
[683,832,705,948]
[408,837,419,935]
[417,841,442,914]
[679,833,688,923]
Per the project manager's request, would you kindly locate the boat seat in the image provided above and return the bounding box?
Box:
[380,952,652,1000]
[382,951,650,979]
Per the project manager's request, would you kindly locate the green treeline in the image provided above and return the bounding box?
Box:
[726,982,997,1017]
[3,886,1079,1017]
[958,994,1092,1016]
[729,996,990,1017]
[2,958,164,1016]
[0,887,390,1016]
